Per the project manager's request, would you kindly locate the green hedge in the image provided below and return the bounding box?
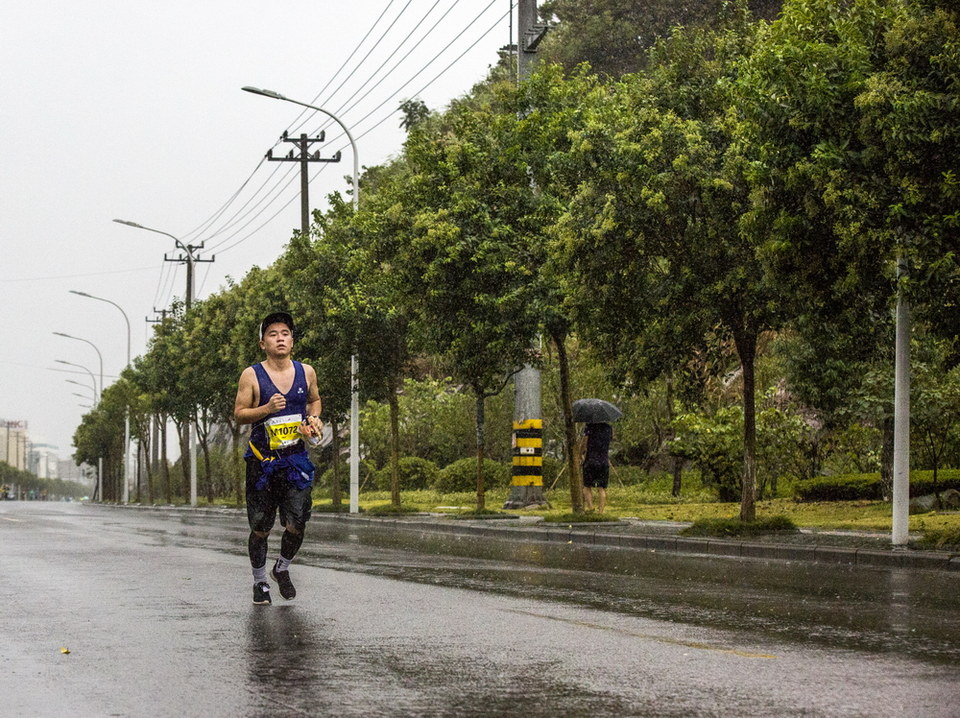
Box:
[433,458,510,493]
[373,457,439,491]
[795,470,960,502]
[317,460,377,493]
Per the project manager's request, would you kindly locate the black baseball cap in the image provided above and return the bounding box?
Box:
[259,311,294,339]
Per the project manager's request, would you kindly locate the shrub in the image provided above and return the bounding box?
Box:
[795,470,960,502]
[433,457,510,494]
[365,503,421,516]
[374,457,439,491]
[918,526,960,550]
[671,408,743,502]
[794,473,882,501]
[543,511,621,523]
[681,515,798,537]
[318,460,377,493]
[611,465,652,486]
[908,469,960,496]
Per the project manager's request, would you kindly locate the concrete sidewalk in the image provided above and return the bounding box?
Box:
[110,502,960,572]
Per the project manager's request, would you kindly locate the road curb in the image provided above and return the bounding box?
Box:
[97,503,960,572]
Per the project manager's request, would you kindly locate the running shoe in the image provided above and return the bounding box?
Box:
[271,562,296,600]
[253,581,272,605]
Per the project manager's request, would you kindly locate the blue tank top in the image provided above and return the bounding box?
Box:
[245,361,310,458]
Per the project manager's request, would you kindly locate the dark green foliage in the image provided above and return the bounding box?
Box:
[794,473,885,501]
[454,508,517,519]
[374,457,439,491]
[365,503,421,516]
[433,458,510,493]
[917,526,960,550]
[795,470,960,501]
[543,511,621,523]
[681,515,798,537]
[318,461,378,493]
[538,0,781,77]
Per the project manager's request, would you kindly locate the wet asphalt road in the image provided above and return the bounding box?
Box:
[2,501,959,717]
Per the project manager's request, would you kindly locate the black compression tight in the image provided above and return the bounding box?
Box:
[280,528,304,561]
[248,531,268,569]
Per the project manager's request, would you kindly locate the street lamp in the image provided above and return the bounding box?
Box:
[242,85,362,513]
[67,380,96,399]
[111,220,197,309]
[69,290,133,504]
[56,359,102,500]
[56,359,99,401]
[54,331,103,404]
[109,222,199,506]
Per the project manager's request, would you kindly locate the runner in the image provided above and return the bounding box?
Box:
[234,311,322,605]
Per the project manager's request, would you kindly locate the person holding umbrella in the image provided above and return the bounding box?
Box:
[572,399,621,513]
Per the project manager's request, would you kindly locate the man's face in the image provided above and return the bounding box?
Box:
[259,322,293,356]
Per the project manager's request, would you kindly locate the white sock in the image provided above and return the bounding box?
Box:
[252,564,267,583]
[275,556,291,572]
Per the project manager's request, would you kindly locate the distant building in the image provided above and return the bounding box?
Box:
[28,444,60,479]
[58,459,91,482]
[0,420,28,471]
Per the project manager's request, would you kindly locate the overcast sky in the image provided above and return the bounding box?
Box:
[1,1,517,461]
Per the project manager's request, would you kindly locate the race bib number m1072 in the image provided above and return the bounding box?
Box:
[265,413,302,450]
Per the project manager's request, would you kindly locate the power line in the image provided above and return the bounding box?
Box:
[178,4,403,244]
[288,0,418,136]
[0,266,157,283]
[287,0,403,135]
[202,8,512,263]
[201,3,502,252]
[191,4,512,267]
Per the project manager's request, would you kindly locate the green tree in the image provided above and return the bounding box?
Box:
[538,0,781,77]
[369,92,543,510]
[737,0,960,495]
[548,17,776,520]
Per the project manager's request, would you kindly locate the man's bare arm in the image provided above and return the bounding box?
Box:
[234,366,286,425]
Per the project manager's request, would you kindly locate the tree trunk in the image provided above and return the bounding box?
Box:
[666,372,683,497]
[161,416,170,504]
[202,439,213,504]
[197,411,213,504]
[141,423,152,504]
[475,391,486,511]
[330,416,342,512]
[176,420,190,500]
[389,387,401,508]
[734,329,758,522]
[553,330,582,513]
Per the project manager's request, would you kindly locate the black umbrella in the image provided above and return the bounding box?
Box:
[572,398,623,423]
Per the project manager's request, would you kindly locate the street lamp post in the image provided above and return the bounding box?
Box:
[242,85,362,513]
[66,379,97,401]
[56,359,99,402]
[69,290,133,504]
[112,221,198,506]
[57,359,102,499]
[54,330,103,402]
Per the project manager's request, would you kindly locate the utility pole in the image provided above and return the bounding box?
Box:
[163,246,214,311]
[266,130,341,237]
[146,307,171,498]
[163,243,212,506]
[504,0,551,510]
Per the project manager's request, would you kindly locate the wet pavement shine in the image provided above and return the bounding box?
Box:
[1,501,959,717]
